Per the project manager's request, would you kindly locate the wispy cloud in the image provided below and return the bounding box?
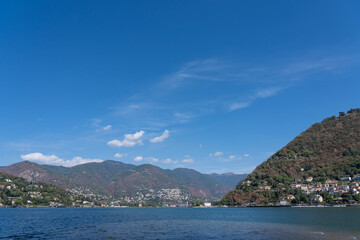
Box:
[107,52,358,129]
[229,86,284,111]
[160,58,228,89]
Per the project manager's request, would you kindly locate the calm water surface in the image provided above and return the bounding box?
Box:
[0,207,360,240]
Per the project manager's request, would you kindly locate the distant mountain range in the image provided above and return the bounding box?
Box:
[0,160,247,203]
[219,108,360,205]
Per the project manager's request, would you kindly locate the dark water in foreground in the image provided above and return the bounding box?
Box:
[1,207,360,240]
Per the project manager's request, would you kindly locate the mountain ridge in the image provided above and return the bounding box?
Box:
[0,160,247,204]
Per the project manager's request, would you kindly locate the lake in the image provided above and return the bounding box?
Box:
[0,207,359,239]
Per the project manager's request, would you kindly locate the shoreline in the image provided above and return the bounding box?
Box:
[2,204,360,209]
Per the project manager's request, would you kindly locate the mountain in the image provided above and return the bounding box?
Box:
[219,108,360,205]
[210,172,248,188]
[0,172,95,207]
[0,160,246,204]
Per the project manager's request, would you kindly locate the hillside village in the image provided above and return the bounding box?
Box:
[242,175,360,206]
[0,173,98,208]
[0,173,213,208]
[68,186,191,207]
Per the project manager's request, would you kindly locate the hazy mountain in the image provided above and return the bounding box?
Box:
[210,172,248,188]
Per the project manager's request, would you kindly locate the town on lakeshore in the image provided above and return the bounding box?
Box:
[0,173,215,208]
[3,170,360,208]
[238,175,360,207]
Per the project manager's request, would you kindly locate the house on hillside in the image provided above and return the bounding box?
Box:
[310,194,323,203]
[338,185,350,191]
[287,195,295,200]
[280,199,289,206]
[341,177,351,181]
[306,177,313,182]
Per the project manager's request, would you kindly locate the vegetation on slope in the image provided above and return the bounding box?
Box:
[218,108,360,205]
[0,172,96,207]
[0,160,245,204]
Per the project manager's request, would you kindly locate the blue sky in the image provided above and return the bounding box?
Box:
[1,0,360,173]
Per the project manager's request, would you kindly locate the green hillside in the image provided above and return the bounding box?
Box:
[219,109,360,206]
[0,172,96,207]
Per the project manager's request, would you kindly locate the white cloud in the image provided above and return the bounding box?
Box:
[182,158,194,163]
[114,153,127,158]
[162,158,179,164]
[134,156,143,162]
[214,152,223,156]
[20,152,103,167]
[229,155,237,159]
[107,131,145,147]
[103,125,112,130]
[210,151,223,157]
[133,156,160,163]
[244,153,250,157]
[150,129,170,143]
[144,157,159,163]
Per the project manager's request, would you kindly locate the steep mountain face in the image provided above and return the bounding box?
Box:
[0,160,245,203]
[220,108,360,205]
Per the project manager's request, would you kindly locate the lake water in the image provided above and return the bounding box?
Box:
[1,207,360,239]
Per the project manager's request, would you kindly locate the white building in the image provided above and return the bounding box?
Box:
[306,177,313,182]
[310,194,323,203]
[340,177,351,181]
[279,199,289,206]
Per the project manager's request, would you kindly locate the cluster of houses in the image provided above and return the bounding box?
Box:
[251,175,360,205]
[288,176,360,197]
[0,177,98,208]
